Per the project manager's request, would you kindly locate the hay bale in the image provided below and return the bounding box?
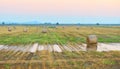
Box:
[41,29,47,33]
[90,27,93,29]
[8,26,12,32]
[76,27,79,30]
[86,35,98,51]
[87,44,97,51]
[62,26,65,29]
[23,28,28,32]
[87,35,97,44]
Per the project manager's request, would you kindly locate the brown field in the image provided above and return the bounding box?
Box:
[0,26,120,35]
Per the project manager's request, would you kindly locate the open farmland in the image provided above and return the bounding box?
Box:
[0,26,120,45]
[0,26,120,69]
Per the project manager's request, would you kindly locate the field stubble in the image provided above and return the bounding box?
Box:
[0,44,120,69]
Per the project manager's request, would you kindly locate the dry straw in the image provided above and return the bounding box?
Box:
[8,26,12,32]
[86,35,98,51]
[23,27,28,32]
[42,26,48,33]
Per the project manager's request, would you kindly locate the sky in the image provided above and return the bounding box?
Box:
[0,0,120,24]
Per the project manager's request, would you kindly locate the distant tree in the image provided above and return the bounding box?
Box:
[96,23,100,25]
[56,22,59,25]
[2,22,5,25]
[44,22,51,25]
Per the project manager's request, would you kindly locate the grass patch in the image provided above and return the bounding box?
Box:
[102,59,117,65]
[98,35,120,43]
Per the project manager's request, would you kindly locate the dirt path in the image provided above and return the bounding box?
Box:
[0,43,120,53]
[29,43,38,53]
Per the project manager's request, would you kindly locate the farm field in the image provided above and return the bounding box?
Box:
[0,26,120,45]
[0,26,120,69]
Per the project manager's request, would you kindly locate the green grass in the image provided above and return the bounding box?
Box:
[0,32,68,45]
[98,35,120,43]
[102,59,117,65]
[4,64,10,69]
[0,31,85,45]
[0,33,119,45]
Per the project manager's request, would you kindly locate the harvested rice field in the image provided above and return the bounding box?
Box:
[0,26,120,69]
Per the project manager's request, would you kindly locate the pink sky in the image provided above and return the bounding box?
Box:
[0,0,120,24]
[0,0,120,17]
